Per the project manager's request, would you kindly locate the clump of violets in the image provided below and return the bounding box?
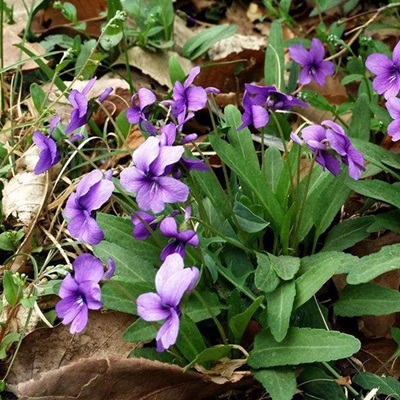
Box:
[55,254,115,334]
[159,213,199,261]
[120,136,189,213]
[64,169,114,245]
[289,38,335,87]
[291,120,365,180]
[136,253,199,352]
[366,41,400,100]
[239,83,307,130]
[386,97,400,141]
[167,66,219,121]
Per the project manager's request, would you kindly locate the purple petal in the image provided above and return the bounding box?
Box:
[159,217,178,238]
[49,115,61,134]
[298,67,312,85]
[393,41,400,64]
[73,253,104,283]
[65,110,86,134]
[252,105,270,128]
[290,132,303,146]
[64,193,81,219]
[78,178,114,212]
[102,258,116,281]
[186,267,200,292]
[132,136,161,173]
[99,87,113,103]
[320,151,341,176]
[120,166,146,194]
[185,86,207,111]
[55,295,82,324]
[58,274,78,298]
[387,119,400,141]
[156,308,180,352]
[67,213,104,245]
[289,43,310,66]
[184,66,200,88]
[366,53,392,75]
[137,292,170,321]
[309,38,325,63]
[78,281,102,309]
[386,97,400,120]
[150,145,184,176]
[159,267,198,307]
[75,170,103,199]
[138,88,156,110]
[126,106,141,124]
[155,253,184,294]
[160,241,185,261]
[81,77,97,96]
[69,304,89,334]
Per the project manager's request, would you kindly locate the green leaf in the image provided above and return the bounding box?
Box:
[30,83,47,113]
[176,315,206,362]
[269,254,300,281]
[255,252,280,293]
[0,232,16,252]
[0,332,21,360]
[230,296,264,344]
[322,216,375,252]
[349,93,370,140]
[353,372,400,399]
[263,146,284,194]
[3,271,21,307]
[248,328,360,368]
[185,291,223,323]
[346,180,400,209]
[233,200,269,233]
[182,24,237,60]
[334,283,400,317]
[347,243,400,284]
[265,20,285,91]
[341,74,364,85]
[101,0,124,50]
[210,106,284,231]
[298,366,346,400]
[184,345,235,370]
[101,279,152,314]
[169,55,186,85]
[123,318,157,343]
[253,368,297,400]
[265,280,296,342]
[295,251,356,308]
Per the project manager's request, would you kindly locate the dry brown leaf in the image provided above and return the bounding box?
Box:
[3,27,47,72]
[6,311,135,385]
[8,355,252,399]
[114,47,194,89]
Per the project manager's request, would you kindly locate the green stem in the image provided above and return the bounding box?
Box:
[321,362,361,398]
[193,290,228,345]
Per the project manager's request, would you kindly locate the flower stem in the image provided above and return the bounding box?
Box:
[193,290,228,345]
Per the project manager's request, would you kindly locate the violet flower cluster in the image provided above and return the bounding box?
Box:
[291,120,365,180]
[64,169,114,245]
[33,78,112,175]
[55,254,115,334]
[137,253,199,352]
[239,83,307,130]
[289,38,335,87]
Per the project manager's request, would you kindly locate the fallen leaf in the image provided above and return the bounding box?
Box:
[8,355,253,399]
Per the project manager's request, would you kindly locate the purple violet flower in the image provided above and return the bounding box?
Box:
[366,41,400,100]
[168,66,219,120]
[323,121,365,180]
[131,211,158,240]
[120,136,189,213]
[64,169,114,245]
[386,97,400,141]
[55,254,105,334]
[288,38,335,87]
[239,84,307,130]
[291,120,365,179]
[159,216,199,260]
[136,253,199,352]
[33,130,61,175]
[126,88,157,134]
[65,78,97,134]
